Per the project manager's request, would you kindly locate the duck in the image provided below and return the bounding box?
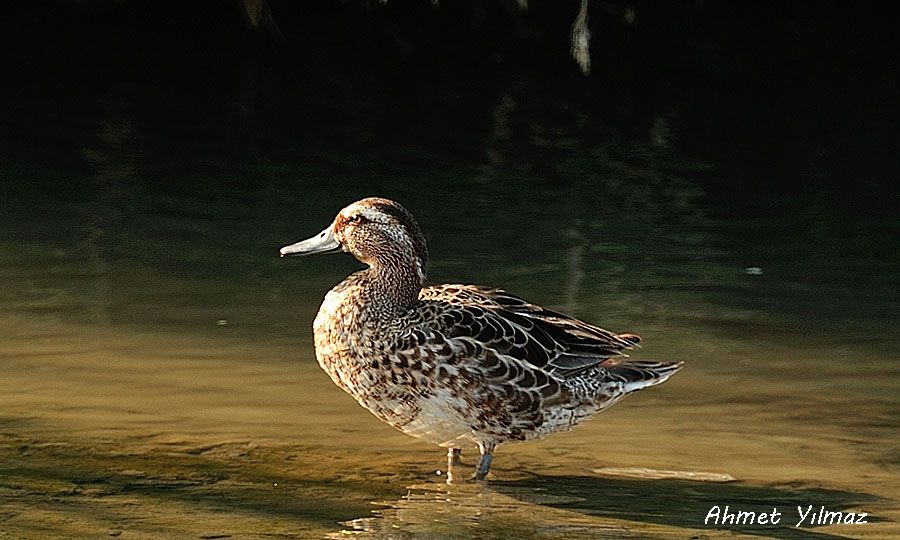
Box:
[280,197,682,481]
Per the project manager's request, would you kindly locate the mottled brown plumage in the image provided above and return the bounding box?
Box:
[280,197,682,481]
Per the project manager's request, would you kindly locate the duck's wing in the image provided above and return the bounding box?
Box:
[418,284,640,378]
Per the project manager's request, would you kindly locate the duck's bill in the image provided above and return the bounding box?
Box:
[279,227,342,257]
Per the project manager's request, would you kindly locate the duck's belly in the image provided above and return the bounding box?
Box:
[383,388,477,448]
[315,343,476,447]
[313,289,475,447]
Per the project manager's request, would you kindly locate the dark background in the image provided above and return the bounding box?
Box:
[2,0,898,207]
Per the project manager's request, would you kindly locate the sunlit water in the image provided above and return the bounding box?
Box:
[1,93,897,538]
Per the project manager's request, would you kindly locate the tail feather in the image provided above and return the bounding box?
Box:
[601,359,684,393]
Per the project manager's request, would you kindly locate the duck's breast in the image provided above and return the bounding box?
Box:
[312,281,369,394]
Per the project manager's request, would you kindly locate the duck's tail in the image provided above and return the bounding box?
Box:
[601,359,684,393]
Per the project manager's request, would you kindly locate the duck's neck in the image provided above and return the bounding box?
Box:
[364,254,425,312]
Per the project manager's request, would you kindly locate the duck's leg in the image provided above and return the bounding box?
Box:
[448,448,462,467]
[446,448,462,484]
[473,442,495,481]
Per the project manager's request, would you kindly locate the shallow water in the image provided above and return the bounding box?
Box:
[2,134,897,538]
[2,20,899,537]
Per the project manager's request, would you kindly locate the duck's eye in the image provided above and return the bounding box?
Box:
[347,215,367,224]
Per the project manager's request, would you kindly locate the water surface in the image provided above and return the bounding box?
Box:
[1,14,898,536]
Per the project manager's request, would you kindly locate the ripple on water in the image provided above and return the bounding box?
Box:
[591,467,737,483]
[330,482,683,539]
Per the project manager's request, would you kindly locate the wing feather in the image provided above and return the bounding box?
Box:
[419,284,640,378]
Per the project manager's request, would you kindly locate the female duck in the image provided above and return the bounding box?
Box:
[280,197,681,481]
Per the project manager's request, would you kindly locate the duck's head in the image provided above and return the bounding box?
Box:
[280,197,429,281]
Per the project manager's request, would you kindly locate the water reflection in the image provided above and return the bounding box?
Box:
[78,98,142,326]
[332,481,634,540]
[5,105,722,338]
[334,476,880,540]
